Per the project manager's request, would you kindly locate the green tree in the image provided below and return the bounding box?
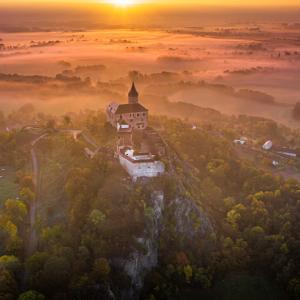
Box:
[0,256,21,274]
[20,188,35,203]
[0,268,18,300]
[18,290,45,300]
[63,115,72,127]
[45,119,56,131]
[20,176,34,190]
[42,256,71,291]
[88,209,106,227]
[183,265,193,283]
[93,258,111,281]
[194,267,212,288]
[4,199,27,226]
[25,252,49,290]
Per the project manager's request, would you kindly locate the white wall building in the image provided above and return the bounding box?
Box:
[119,148,165,181]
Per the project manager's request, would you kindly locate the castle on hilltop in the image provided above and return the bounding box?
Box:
[106,83,165,181]
[106,82,148,131]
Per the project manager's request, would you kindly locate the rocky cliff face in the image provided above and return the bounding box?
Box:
[117,190,213,299]
[172,196,213,239]
[114,191,164,299]
[123,191,164,291]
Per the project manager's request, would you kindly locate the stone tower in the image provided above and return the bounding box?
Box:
[128,82,139,104]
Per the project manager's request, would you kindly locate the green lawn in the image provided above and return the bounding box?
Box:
[176,272,288,300]
[0,167,19,206]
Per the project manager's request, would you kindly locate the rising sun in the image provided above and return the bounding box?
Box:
[106,0,136,6]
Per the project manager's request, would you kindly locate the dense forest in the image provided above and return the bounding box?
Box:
[0,105,299,300]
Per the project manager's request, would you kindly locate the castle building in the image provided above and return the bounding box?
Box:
[106,83,165,181]
[107,83,148,131]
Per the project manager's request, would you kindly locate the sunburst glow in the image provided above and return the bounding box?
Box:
[106,0,137,6]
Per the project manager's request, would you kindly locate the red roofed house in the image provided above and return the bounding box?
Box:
[106,83,148,130]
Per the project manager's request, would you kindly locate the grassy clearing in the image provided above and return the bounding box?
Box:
[0,166,19,206]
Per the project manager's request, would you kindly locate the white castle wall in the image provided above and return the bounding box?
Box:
[119,155,165,181]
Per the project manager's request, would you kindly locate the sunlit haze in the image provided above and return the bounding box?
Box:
[1,0,300,6]
[0,1,300,300]
[103,0,138,7]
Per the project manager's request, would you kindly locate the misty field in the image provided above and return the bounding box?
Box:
[0,24,300,126]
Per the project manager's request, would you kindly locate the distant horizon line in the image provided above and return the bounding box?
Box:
[1,2,299,29]
[1,3,300,9]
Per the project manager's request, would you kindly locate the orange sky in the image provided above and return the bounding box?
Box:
[2,0,300,6]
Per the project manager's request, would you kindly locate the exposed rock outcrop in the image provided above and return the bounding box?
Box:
[116,191,164,299]
[172,196,213,238]
[115,188,214,299]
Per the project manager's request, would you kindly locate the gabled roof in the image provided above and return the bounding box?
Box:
[115,103,148,114]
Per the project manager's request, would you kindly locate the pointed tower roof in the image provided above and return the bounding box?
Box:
[128,82,139,98]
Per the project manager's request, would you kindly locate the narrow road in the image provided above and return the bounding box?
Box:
[26,148,38,256]
[60,129,82,141]
[81,131,109,159]
[25,134,48,257]
[60,129,102,158]
[23,129,100,257]
[81,131,99,149]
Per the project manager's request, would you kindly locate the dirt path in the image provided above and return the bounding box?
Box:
[24,130,95,257]
[25,134,48,257]
[60,129,82,141]
[81,131,99,149]
[26,148,38,256]
[23,129,102,259]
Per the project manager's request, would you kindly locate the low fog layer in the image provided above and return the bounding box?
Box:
[0,24,300,127]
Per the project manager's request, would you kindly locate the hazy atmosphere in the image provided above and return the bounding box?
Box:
[0,1,300,300]
[1,19,300,126]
